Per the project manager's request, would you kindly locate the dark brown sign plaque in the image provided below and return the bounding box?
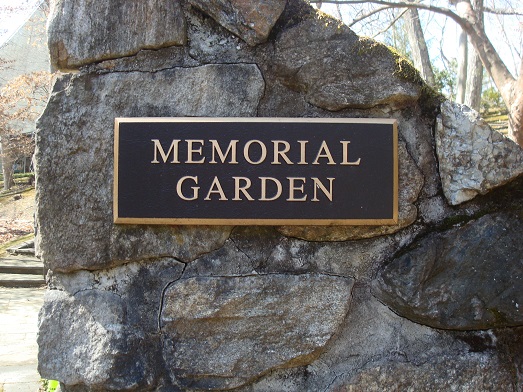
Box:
[114,118,398,225]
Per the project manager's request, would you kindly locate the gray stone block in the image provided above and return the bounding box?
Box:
[48,0,187,70]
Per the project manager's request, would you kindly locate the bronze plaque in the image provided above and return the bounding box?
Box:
[114,118,398,225]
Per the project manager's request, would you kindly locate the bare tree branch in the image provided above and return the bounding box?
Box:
[335,2,344,21]
[372,8,409,38]
[494,10,522,74]
[308,1,469,30]
[484,7,523,16]
[309,1,523,20]
[347,5,392,27]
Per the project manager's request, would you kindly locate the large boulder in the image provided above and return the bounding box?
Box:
[160,274,354,389]
[48,0,186,70]
[35,64,263,272]
[38,258,186,389]
[273,17,422,111]
[373,212,523,330]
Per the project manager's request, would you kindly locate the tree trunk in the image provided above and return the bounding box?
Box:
[465,48,483,111]
[404,3,435,86]
[452,1,521,146]
[1,154,15,191]
[464,0,483,112]
[456,1,469,104]
[508,61,523,146]
[454,2,514,102]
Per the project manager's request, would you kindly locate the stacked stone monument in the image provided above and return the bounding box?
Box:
[36,0,523,390]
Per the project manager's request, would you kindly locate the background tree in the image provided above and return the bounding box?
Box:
[454,0,469,104]
[0,71,50,190]
[0,0,51,190]
[452,0,484,110]
[434,58,458,100]
[463,0,484,111]
[404,0,435,86]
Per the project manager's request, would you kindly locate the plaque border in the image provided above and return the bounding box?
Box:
[113,117,398,226]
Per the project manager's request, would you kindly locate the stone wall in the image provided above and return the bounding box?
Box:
[36,1,523,390]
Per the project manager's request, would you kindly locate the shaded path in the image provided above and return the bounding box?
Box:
[0,287,44,391]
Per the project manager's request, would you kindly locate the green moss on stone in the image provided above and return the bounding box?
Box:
[389,47,444,115]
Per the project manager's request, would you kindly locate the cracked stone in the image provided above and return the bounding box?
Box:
[229,226,282,266]
[242,287,498,392]
[40,259,185,388]
[160,273,354,390]
[38,289,130,388]
[35,64,264,272]
[182,238,255,278]
[261,235,398,283]
[48,0,187,70]
[373,211,523,330]
[273,16,421,111]
[188,0,287,46]
[436,101,523,205]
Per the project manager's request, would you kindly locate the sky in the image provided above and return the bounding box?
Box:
[0,0,42,47]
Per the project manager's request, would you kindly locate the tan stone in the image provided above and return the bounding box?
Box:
[188,0,287,45]
[160,273,354,390]
[48,0,186,70]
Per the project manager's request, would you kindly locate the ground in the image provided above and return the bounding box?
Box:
[0,187,35,247]
[482,109,509,135]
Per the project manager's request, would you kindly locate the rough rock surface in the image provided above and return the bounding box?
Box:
[188,0,287,46]
[160,274,354,389]
[333,358,515,392]
[36,0,523,391]
[39,259,186,389]
[238,288,514,391]
[373,212,523,330]
[436,100,523,205]
[35,64,262,271]
[273,17,422,111]
[47,0,186,70]
[38,289,137,389]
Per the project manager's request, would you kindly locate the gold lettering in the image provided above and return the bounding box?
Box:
[287,177,307,201]
[176,176,199,200]
[340,141,361,165]
[298,140,308,165]
[204,176,228,200]
[272,140,293,164]
[244,140,267,165]
[186,139,205,164]
[259,177,282,201]
[312,141,336,165]
[311,177,335,201]
[151,139,180,163]
[232,177,254,200]
[209,139,239,164]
